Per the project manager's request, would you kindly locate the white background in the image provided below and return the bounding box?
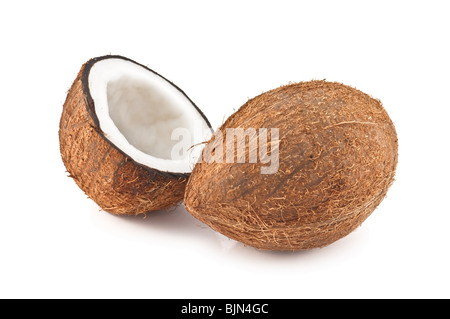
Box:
[1,0,449,299]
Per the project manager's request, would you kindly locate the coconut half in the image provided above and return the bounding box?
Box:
[59,55,212,215]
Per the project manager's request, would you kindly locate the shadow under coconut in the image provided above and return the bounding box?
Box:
[111,204,219,238]
[91,203,368,259]
[92,204,275,254]
[111,207,313,254]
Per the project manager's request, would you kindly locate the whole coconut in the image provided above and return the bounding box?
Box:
[184,81,398,250]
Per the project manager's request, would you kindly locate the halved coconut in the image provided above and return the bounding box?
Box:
[59,55,212,215]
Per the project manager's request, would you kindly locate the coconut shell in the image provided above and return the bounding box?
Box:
[59,56,209,215]
[185,81,398,250]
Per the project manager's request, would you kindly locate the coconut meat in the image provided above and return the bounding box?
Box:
[89,58,211,174]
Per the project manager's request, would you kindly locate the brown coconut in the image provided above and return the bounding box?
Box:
[59,55,211,215]
[184,81,398,250]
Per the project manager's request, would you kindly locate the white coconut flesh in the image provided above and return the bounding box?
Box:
[89,58,211,174]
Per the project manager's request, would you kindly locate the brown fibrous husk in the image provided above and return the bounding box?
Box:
[59,57,188,215]
[184,81,398,250]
